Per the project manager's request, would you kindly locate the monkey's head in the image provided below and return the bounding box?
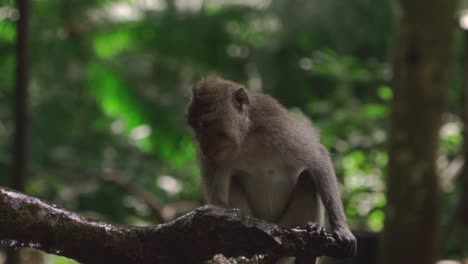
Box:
[187,77,251,161]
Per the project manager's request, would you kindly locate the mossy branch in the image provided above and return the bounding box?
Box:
[0,187,350,264]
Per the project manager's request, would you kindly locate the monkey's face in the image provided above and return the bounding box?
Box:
[190,116,238,161]
[187,78,251,161]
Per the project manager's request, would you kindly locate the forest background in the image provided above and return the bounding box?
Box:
[1,0,467,263]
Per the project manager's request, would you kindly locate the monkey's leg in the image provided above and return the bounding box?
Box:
[277,172,324,227]
[277,172,323,264]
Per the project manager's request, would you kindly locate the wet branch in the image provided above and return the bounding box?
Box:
[0,187,350,264]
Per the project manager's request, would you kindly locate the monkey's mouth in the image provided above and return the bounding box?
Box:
[200,142,229,160]
[201,145,221,159]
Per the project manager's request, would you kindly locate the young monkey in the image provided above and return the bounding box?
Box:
[187,77,356,263]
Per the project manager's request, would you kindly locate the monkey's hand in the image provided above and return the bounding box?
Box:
[332,225,357,257]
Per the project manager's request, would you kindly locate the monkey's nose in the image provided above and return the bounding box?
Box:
[201,142,222,160]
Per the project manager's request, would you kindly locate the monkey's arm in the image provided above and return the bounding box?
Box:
[229,176,254,215]
[272,125,349,230]
[311,146,347,229]
[303,145,357,256]
[200,160,232,206]
[275,124,357,256]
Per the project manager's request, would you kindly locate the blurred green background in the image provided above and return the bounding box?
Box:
[0,0,467,263]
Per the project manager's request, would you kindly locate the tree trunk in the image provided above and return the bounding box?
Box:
[461,30,468,228]
[8,0,31,263]
[11,0,30,195]
[382,1,459,264]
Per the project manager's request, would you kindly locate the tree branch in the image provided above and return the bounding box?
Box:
[0,187,350,264]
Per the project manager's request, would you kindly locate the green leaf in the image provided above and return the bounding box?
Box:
[377,85,393,101]
[362,104,388,119]
[93,28,134,59]
[368,209,384,231]
[0,20,16,42]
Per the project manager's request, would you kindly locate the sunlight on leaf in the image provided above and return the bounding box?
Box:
[377,85,392,101]
[157,175,182,195]
[375,151,388,167]
[343,151,367,175]
[0,20,16,42]
[368,210,384,231]
[86,62,154,154]
[130,124,152,141]
[93,29,133,59]
[362,104,388,119]
[85,62,194,166]
[86,62,144,127]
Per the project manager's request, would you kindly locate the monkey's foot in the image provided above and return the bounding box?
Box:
[305,223,330,240]
[331,226,357,257]
[304,222,336,251]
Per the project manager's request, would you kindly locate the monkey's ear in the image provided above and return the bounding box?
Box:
[233,87,249,111]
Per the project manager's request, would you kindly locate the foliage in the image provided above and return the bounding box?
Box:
[0,0,466,261]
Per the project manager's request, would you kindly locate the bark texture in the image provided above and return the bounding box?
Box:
[0,188,351,264]
[461,31,468,227]
[382,1,459,263]
[11,0,30,192]
[8,1,31,263]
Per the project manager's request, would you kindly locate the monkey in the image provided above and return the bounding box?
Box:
[186,77,356,263]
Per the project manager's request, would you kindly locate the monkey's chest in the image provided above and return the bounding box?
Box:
[232,155,304,222]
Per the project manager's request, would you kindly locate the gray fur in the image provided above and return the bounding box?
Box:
[188,78,356,263]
